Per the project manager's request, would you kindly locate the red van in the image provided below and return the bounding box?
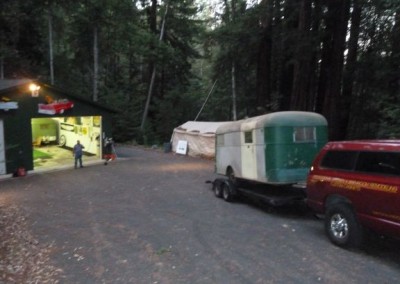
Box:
[306,140,400,248]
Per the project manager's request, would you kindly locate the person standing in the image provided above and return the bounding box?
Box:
[73,140,85,169]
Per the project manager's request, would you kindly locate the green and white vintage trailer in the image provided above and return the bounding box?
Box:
[215,111,328,185]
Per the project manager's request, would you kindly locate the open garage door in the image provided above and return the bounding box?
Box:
[31,116,102,170]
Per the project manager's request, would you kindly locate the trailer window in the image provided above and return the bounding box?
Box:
[293,127,316,142]
[244,131,253,143]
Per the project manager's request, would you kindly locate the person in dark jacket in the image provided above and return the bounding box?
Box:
[73,140,85,169]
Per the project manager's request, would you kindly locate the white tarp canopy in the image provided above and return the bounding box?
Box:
[171,121,231,158]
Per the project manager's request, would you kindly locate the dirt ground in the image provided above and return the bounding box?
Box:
[1,145,400,283]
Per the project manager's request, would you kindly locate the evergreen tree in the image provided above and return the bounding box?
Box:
[2,0,400,142]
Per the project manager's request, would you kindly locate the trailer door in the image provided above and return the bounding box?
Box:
[241,129,257,180]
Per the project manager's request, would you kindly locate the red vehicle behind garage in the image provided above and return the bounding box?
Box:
[306,140,400,248]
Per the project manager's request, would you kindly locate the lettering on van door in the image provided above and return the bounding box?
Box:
[241,130,257,180]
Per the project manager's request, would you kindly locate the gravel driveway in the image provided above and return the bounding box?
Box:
[1,145,400,283]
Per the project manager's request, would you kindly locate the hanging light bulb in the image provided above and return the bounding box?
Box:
[29,84,41,97]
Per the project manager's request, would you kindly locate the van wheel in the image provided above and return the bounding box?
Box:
[213,182,223,198]
[325,203,364,248]
[222,182,234,202]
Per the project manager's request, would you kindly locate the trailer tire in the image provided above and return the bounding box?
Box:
[213,182,223,198]
[222,182,234,202]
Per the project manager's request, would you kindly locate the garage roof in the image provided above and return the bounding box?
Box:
[0,79,117,113]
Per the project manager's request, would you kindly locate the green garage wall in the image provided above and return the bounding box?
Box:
[32,118,58,142]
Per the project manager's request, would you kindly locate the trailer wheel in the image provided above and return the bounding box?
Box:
[213,182,223,198]
[222,182,234,202]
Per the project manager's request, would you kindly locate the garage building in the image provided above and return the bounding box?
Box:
[0,79,116,176]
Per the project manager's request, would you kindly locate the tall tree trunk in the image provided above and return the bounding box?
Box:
[290,0,312,110]
[48,10,54,85]
[389,5,400,97]
[231,0,237,120]
[309,0,322,111]
[150,0,157,32]
[340,0,361,139]
[231,63,237,120]
[0,57,3,79]
[141,2,168,131]
[223,0,231,23]
[279,0,298,110]
[256,0,273,113]
[348,7,379,139]
[318,0,350,140]
[315,4,331,114]
[93,26,99,102]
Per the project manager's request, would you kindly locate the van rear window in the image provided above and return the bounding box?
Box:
[355,151,400,176]
[320,151,357,170]
[321,150,400,176]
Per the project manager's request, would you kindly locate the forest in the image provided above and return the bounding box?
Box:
[1,0,400,144]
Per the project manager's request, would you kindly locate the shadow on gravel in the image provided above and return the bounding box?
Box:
[238,192,400,271]
[206,177,400,267]
[206,178,313,220]
[236,195,313,219]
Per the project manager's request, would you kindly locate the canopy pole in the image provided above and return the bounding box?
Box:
[194,80,217,121]
[141,3,169,130]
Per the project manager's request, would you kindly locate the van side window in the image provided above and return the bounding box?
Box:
[293,127,316,142]
[355,151,400,176]
[244,131,252,143]
[320,151,357,170]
